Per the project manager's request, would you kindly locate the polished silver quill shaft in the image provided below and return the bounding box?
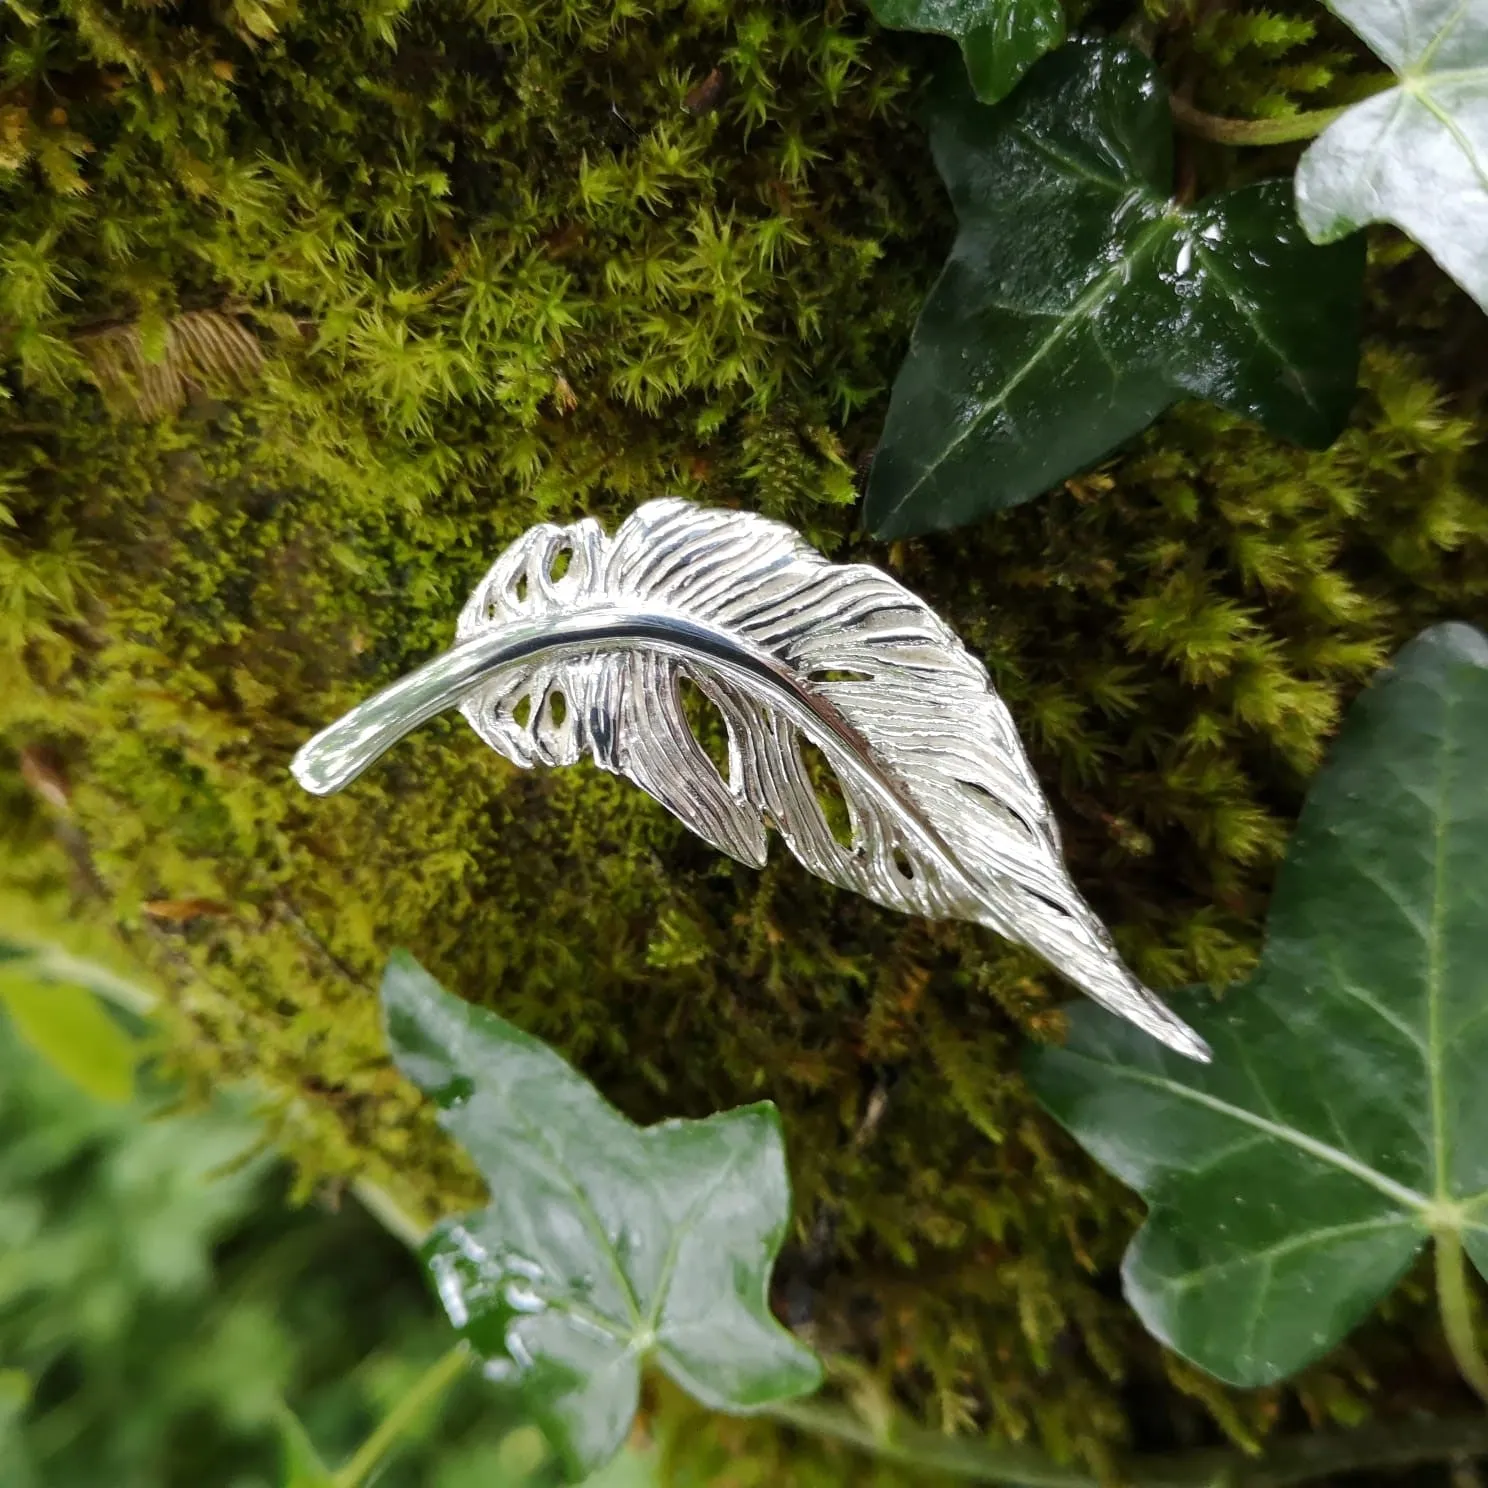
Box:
[291,499,1210,1062]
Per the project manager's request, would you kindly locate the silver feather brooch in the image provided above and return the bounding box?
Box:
[292,499,1210,1062]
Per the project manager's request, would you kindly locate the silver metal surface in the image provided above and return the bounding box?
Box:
[292,498,1210,1061]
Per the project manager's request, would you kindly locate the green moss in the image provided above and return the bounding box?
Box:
[2,0,1486,1478]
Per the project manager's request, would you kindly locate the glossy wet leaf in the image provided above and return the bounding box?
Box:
[868,0,1064,104]
[865,40,1364,538]
[277,1407,335,1488]
[382,952,821,1483]
[1296,0,1488,313]
[0,970,137,1104]
[1026,624,1488,1386]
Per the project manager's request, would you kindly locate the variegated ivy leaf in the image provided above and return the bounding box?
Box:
[1297,0,1488,313]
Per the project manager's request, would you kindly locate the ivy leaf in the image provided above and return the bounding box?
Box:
[382,952,822,1483]
[0,971,137,1104]
[1296,0,1488,313]
[868,0,1065,105]
[865,40,1364,538]
[1025,624,1488,1386]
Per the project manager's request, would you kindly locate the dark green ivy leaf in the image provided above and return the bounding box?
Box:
[1026,624,1488,1386]
[1297,0,1488,313]
[382,953,822,1483]
[868,0,1065,105]
[865,40,1365,538]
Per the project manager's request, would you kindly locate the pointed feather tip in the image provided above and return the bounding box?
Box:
[1071,968,1213,1063]
[1154,1017,1212,1064]
[1093,969,1212,1063]
[1095,980,1212,1062]
[1171,1029,1213,1063]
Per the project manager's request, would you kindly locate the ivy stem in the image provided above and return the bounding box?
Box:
[1168,96,1350,146]
[765,1398,1488,1485]
[1168,77,1394,147]
[1435,1228,1488,1406]
[332,1341,472,1488]
[764,1399,1096,1486]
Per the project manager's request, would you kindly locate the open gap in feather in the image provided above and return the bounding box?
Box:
[512,695,532,729]
[807,668,874,684]
[676,676,731,783]
[545,689,568,729]
[959,777,1038,844]
[1027,889,1072,921]
[548,544,572,581]
[798,737,854,851]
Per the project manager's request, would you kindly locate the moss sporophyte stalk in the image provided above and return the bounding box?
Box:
[1,0,1487,1479]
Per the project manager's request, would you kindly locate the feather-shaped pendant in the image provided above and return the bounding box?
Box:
[292,500,1210,1061]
